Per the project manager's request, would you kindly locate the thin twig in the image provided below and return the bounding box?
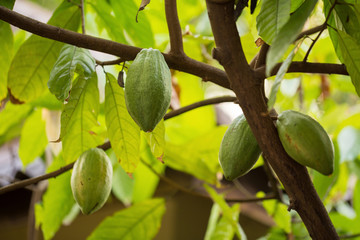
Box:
[95,58,124,66]
[339,233,360,239]
[165,0,185,55]
[296,24,327,41]
[0,163,75,195]
[262,156,284,203]
[255,61,348,79]
[80,0,86,34]
[141,158,277,203]
[164,96,237,120]
[0,142,110,195]
[302,1,337,62]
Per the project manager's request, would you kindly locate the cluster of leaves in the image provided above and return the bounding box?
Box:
[1,0,360,239]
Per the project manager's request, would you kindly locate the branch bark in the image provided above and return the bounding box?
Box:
[165,0,184,56]
[205,0,338,239]
[255,61,348,79]
[0,7,349,90]
[0,6,230,89]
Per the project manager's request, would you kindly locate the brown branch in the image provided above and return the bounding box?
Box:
[95,58,124,66]
[164,96,237,120]
[296,24,327,41]
[0,6,230,89]
[255,61,348,79]
[0,162,74,195]
[205,0,338,239]
[254,43,269,69]
[165,0,184,56]
[0,141,111,195]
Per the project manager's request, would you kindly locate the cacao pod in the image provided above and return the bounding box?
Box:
[276,110,334,175]
[125,48,172,132]
[71,148,113,215]
[219,115,262,181]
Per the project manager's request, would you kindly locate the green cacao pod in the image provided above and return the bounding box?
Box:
[125,48,172,132]
[71,148,113,215]
[219,115,262,181]
[276,110,334,175]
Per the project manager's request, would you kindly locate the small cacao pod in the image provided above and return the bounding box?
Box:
[276,110,334,175]
[219,115,262,181]
[125,48,171,132]
[71,148,113,215]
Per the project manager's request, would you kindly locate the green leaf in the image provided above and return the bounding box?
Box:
[132,142,165,203]
[48,44,95,101]
[89,0,128,44]
[88,198,166,240]
[35,155,75,240]
[0,121,23,146]
[109,149,134,206]
[313,140,340,200]
[354,179,360,218]
[337,30,360,96]
[324,1,360,62]
[209,205,240,240]
[262,199,291,233]
[110,0,155,47]
[204,184,247,240]
[0,0,15,9]
[164,127,226,184]
[112,163,134,206]
[62,74,101,163]
[0,19,13,100]
[0,102,32,136]
[143,119,165,160]
[267,41,302,110]
[105,73,140,173]
[256,0,290,44]
[325,0,360,42]
[204,203,221,240]
[30,91,63,110]
[266,0,317,75]
[290,0,304,12]
[337,126,360,163]
[7,1,80,102]
[19,109,48,167]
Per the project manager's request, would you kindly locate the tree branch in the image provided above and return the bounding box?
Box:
[296,24,327,41]
[302,2,337,62]
[95,58,124,66]
[164,96,237,120]
[0,162,74,195]
[255,61,348,79]
[205,0,338,239]
[141,158,277,203]
[0,141,111,195]
[0,6,231,89]
[165,0,184,56]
